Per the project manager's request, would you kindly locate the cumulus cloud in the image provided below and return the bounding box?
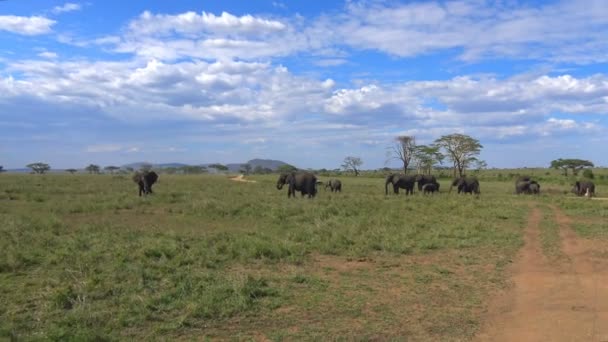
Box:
[128,11,286,36]
[0,15,56,35]
[52,3,82,14]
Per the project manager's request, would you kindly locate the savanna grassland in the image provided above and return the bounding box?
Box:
[1,172,607,340]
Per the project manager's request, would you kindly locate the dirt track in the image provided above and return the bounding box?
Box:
[477,205,608,341]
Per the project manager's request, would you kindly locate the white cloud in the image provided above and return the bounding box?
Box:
[38,51,58,59]
[128,11,286,37]
[52,3,82,14]
[318,0,608,63]
[0,15,55,35]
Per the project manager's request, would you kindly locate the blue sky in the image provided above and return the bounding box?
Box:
[1,0,608,169]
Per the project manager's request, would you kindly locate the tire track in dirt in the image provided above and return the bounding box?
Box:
[477,204,608,342]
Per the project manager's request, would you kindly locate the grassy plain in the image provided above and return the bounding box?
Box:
[0,172,606,340]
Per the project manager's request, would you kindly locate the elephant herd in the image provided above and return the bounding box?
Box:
[132,170,597,200]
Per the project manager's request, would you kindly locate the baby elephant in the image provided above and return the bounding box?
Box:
[325,179,342,192]
[422,182,439,194]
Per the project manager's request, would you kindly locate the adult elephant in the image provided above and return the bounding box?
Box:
[571,180,595,197]
[385,174,416,195]
[515,180,541,194]
[449,176,480,195]
[277,172,317,198]
[133,170,159,196]
[325,179,342,192]
[416,174,437,192]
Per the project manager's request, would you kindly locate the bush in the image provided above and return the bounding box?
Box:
[582,169,594,179]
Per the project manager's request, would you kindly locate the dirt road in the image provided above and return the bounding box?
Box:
[477,205,608,341]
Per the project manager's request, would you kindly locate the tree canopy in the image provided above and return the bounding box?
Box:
[413,145,444,175]
[550,158,594,176]
[65,168,78,174]
[104,166,120,174]
[85,164,101,174]
[341,156,363,176]
[27,162,51,174]
[434,134,483,177]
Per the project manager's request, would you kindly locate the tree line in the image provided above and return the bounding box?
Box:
[10,132,596,178]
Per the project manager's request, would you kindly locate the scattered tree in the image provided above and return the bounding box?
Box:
[65,168,77,174]
[0,166,4,173]
[387,136,416,174]
[413,145,444,175]
[186,165,208,174]
[85,164,101,174]
[550,158,594,176]
[209,163,229,172]
[104,166,120,174]
[240,164,252,175]
[434,134,483,177]
[125,167,134,172]
[341,156,363,176]
[253,166,273,174]
[27,162,51,174]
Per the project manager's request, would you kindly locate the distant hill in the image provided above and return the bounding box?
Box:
[121,162,189,170]
[121,159,292,172]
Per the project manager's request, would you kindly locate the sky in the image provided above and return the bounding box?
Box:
[1,0,607,169]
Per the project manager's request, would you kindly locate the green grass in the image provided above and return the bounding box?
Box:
[538,205,566,261]
[0,173,600,340]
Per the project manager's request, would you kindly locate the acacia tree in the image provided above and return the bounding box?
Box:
[65,168,77,174]
[240,164,252,175]
[85,164,101,174]
[413,145,444,175]
[0,166,4,173]
[387,136,416,174]
[550,158,594,176]
[209,163,229,173]
[104,166,120,174]
[27,162,51,174]
[434,134,483,177]
[341,156,363,176]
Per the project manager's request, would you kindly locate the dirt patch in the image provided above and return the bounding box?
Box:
[228,174,257,183]
[477,205,608,341]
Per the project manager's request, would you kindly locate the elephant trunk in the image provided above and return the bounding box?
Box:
[449,184,454,193]
[385,181,390,195]
[276,183,283,190]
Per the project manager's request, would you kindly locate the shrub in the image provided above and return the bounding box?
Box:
[582,169,594,179]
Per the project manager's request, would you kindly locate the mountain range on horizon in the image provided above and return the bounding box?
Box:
[3,159,292,173]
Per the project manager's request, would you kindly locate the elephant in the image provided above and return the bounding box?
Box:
[515,180,540,195]
[277,172,317,198]
[449,176,480,195]
[571,180,595,197]
[325,179,342,192]
[416,174,437,192]
[421,183,439,194]
[385,174,416,195]
[529,182,540,195]
[133,170,159,196]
